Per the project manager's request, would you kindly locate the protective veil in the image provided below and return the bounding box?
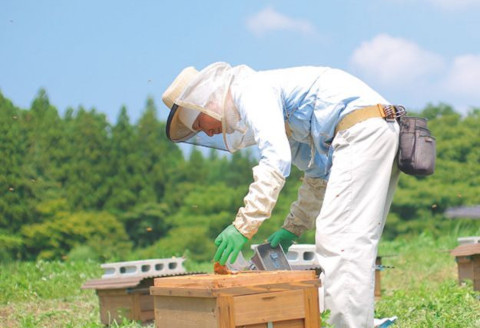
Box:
[170,62,257,152]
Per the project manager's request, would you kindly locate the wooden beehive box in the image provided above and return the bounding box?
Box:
[150,270,321,328]
[82,258,190,325]
[83,276,157,324]
[451,243,480,291]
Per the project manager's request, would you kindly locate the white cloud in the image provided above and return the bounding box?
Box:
[350,34,445,86]
[350,34,480,112]
[443,54,480,97]
[246,7,315,37]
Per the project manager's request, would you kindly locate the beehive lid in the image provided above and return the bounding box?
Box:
[151,270,319,297]
[451,243,480,257]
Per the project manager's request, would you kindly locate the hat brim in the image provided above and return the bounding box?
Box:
[166,104,198,142]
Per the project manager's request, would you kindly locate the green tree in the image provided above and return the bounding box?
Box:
[104,106,140,211]
[62,107,111,210]
[21,210,131,261]
[0,91,31,232]
[135,98,184,204]
[186,147,208,183]
[121,202,172,248]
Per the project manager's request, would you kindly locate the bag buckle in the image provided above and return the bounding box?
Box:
[384,105,406,122]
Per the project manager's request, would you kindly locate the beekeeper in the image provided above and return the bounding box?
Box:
[162,62,403,328]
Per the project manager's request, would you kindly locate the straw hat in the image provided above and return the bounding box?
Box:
[162,66,200,141]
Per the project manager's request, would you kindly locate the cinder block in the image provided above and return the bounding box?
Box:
[286,244,318,268]
[101,258,186,279]
[458,236,480,245]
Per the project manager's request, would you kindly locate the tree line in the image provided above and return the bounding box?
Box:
[0,89,479,262]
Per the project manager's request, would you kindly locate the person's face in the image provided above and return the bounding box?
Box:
[192,112,222,137]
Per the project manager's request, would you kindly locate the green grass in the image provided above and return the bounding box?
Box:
[0,259,213,328]
[1,231,480,327]
[375,231,480,327]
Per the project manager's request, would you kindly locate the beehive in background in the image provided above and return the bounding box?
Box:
[451,237,480,291]
[82,257,193,325]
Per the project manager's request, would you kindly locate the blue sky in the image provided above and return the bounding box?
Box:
[1,0,480,124]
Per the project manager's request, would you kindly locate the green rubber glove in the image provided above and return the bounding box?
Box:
[214,224,248,265]
[267,228,298,252]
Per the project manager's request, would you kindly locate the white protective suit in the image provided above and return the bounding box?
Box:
[164,62,400,328]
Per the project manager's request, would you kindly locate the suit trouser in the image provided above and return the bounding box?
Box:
[316,117,400,328]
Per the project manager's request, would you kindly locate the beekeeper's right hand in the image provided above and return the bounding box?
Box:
[214,224,248,265]
[267,228,298,252]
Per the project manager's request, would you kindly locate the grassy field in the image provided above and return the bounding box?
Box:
[1,230,479,328]
[376,230,480,327]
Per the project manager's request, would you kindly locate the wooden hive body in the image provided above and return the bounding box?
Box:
[451,243,480,291]
[150,270,321,328]
[95,277,154,324]
[82,258,188,325]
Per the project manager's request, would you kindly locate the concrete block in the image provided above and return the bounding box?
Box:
[458,236,480,245]
[101,257,186,279]
[286,244,318,267]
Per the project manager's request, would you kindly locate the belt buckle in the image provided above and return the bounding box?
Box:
[384,105,406,122]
